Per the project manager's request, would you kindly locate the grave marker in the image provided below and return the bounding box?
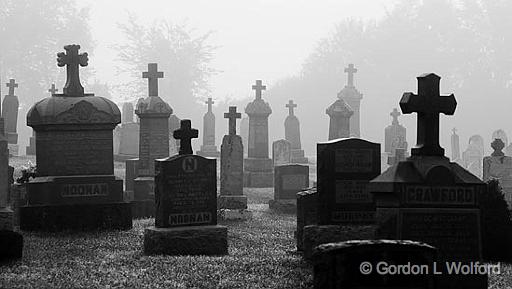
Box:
[272,139,291,166]
[198,97,220,157]
[338,64,363,137]
[285,100,308,163]
[463,134,484,179]
[3,79,19,155]
[483,138,512,208]
[269,164,309,213]
[384,108,407,164]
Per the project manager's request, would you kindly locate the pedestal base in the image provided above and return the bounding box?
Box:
[20,202,132,231]
[144,225,228,256]
[218,209,253,221]
[268,199,296,214]
[243,171,273,187]
[0,230,23,262]
[218,195,247,210]
[131,199,155,218]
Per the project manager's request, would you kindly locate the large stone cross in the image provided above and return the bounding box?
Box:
[143,63,164,97]
[390,108,400,124]
[252,80,266,100]
[6,79,18,96]
[173,119,198,155]
[400,73,456,157]
[224,106,241,135]
[205,97,214,112]
[57,44,88,96]
[344,64,357,87]
[286,100,297,116]
[48,83,58,95]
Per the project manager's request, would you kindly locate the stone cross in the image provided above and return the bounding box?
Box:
[205,97,214,112]
[142,63,164,97]
[224,106,241,136]
[452,127,457,135]
[286,100,297,116]
[400,73,456,157]
[57,44,88,96]
[48,83,58,95]
[173,119,198,155]
[252,80,266,100]
[6,79,18,96]
[344,64,357,87]
[390,108,400,125]
[491,138,505,157]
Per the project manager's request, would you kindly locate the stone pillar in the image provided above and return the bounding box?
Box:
[240,116,249,158]
[326,99,353,140]
[3,79,19,156]
[117,102,139,159]
[284,100,307,163]
[198,98,220,157]
[451,128,460,163]
[338,64,363,137]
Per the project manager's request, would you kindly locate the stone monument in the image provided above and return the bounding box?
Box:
[384,108,407,164]
[115,102,139,160]
[451,127,461,163]
[284,100,308,163]
[27,84,57,155]
[483,138,512,209]
[463,134,484,179]
[269,164,309,213]
[168,114,181,156]
[218,106,251,220]
[21,44,132,231]
[144,119,228,255]
[272,139,291,166]
[132,63,172,218]
[370,73,487,288]
[326,98,353,140]
[3,79,19,156]
[243,80,273,187]
[338,64,363,137]
[198,97,220,157]
[240,116,249,157]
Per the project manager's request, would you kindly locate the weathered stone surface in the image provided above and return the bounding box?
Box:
[118,122,139,157]
[144,225,228,255]
[296,188,317,251]
[273,164,309,200]
[3,79,19,146]
[0,230,23,262]
[244,158,272,172]
[198,98,219,158]
[243,171,273,188]
[272,139,291,166]
[0,207,13,231]
[451,128,461,162]
[220,134,243,197]
[124,158,139,196]
[131,199,155,219]
[326,99,352,140]
[218,195,247,210]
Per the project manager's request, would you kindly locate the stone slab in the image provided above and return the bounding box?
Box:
[296,188,317,251]
[124,158,138,194]
[131,199,155,219]
[218,209,253,221]
[0,230,23,262]
[144,225,228,255]
[20,202,132,231]
[243,171,273,188]
[218,195,247,210]
[268,199,296,214]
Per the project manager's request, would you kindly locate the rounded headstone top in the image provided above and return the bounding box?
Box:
[135,95,173,117]
[27,95,121,127]
[326,99,353,117]
[245,98,272,115]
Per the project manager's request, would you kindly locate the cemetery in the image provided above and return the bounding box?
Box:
[2,1,512,288]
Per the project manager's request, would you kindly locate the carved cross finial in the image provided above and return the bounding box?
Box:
[173,119,198,155]
[6,79,18,96]
[344,64,357,87]
[252,80,266,100]
[48,83,58,95]
[57,44,88,96]
[205,97,214,112]
[142,63,164,97]
[491,138,505,157]
[286,100,297,116]
[224,106,241,135]
[400,73,456,157]
[390,108,400,124]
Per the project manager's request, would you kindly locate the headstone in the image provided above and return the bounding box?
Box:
[240,116,249,157]
[462,134,484,179]
[168,114,181,156]
[370,73,487,288]
[284,100,308,163]
[116,102,139,160]
[492,129,508,147]
[296,187,317,251]
[483,138,512,209]
[244,80,273,187]
[326,99,353,140]
[27,84,57,155]
[197,97,220,157]
[21,44,132,231]
[384,108,407,164]
[218,106,251,220]
[312,240,437,289]
[272,139,291,166]
[132,63,172,218]
[338,64,363,137]
[144,119,228,256]
[269,164,309,213]
[3,79,19,156]
[451,127,461,163]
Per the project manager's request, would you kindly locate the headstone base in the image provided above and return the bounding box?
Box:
[0,230,23,262]
[20,202,132,231]
[268,199,296,214]
[302,224,376,260]
[218,209,253,221]
[131,199,155,218]
[144,225,228,256]
[8,144,18,157]
[218,195,247,210]
[291,149,308,164]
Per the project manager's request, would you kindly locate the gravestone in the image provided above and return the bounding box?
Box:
[483,139,512,209]
[387,147,406,166]
[326,99,353,140]
[384,108,407,164]
[240,116,249,158]
[21,44,132,231]
[3,79,19,156]
[269,164,309,213]
[116,102,139,160]
[218,106,251,220]
[144,119,228,255]
[244,80,273,187]
[284,100,308,163]
[272,139,291,166]
[168,114,181,156]
[27,84,57,155]
[197,98,220,158]
[451,127,461,163]
[296,187,317,251]
[132,63,172,218]
[338,64,363,137]
[463,134,484,179]
[370,73,487,289]
[312,240,437,289]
